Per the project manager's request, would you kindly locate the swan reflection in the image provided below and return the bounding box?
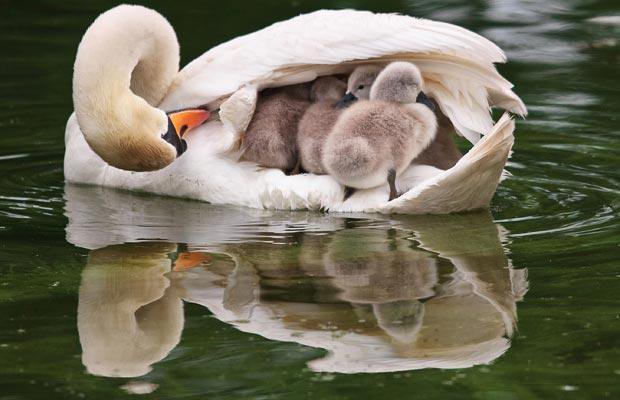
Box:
[66,185,527,376]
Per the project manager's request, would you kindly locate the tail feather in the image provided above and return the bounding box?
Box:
[461,113,514,164]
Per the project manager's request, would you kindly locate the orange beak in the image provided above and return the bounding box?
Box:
[173,251,212,272]
[168,108,211,137]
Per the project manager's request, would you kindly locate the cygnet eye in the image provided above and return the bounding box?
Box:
[357,84,365,90]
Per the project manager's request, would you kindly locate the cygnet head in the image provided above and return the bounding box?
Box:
[369,62,435,109]
[336,64,383,108]
[310,76,347,103]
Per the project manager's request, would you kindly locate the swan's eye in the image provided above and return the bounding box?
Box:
[358,85,365,90]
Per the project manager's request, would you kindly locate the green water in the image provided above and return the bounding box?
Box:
[1,0,619,399]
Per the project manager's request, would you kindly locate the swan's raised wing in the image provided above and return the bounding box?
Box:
[378,113,515,214]
[159,9,526,143]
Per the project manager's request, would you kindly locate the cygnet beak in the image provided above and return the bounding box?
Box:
[336,92,358,109]
[416,92,435,111]
[162,108,211,157]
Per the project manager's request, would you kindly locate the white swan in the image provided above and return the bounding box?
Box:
[65,4,526,214]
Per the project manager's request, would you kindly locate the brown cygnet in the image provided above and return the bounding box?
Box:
[296,76,347,175]
[240,83,311,173]
[412,102,463,170]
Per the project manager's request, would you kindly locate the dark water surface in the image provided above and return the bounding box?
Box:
[1,1,619,399]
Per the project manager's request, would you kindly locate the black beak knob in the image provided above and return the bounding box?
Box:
[336,92,358,109]
[162,117,188,157]
[416,91,435,111]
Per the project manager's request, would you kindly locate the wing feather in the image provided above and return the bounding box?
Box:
[159,9,525,142]
[379,113,515,214]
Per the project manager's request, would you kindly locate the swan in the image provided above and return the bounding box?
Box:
[65,4,526,214]
[412,99,463,170]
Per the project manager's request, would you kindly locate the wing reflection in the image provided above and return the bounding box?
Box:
[67,185,527,375]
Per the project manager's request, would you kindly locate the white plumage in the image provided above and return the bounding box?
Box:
[160,9,525,142]
[65,5,525,214]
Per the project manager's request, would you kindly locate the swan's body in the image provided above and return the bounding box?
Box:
[65,5,525,214]
[324,63,437,198]
[297,77,347,174]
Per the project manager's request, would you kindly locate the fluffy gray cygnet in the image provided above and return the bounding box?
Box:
[240,83,311,173]
[298,65,384,175]
[336,64,383,108]
[344,65,461,171]
[323,62,438,201]
[296,76,347,175]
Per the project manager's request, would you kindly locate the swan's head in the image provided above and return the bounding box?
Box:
[76,93,210,171]
[310,76,347,103]
[73,5,210,172]
[370,62,435,110]
[336,64,384,108]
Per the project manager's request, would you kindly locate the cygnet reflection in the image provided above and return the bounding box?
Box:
[174,217,525,373]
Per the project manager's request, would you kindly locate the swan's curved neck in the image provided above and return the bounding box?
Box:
[71,5,181,170]
[73,5,180,110]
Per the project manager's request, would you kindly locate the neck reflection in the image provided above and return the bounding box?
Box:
[77,243,184,378]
